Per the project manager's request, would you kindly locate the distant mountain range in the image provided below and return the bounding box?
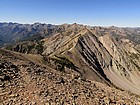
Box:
[0,22,57,46]
[0,22,140,46]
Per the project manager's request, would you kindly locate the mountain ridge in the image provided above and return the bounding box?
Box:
[0,22,140,96]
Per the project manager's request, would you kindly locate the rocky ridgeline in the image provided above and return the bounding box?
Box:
[42,26,140,95]
[0,49,140,105]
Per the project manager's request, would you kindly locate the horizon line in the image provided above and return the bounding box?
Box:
[0,21,139,28]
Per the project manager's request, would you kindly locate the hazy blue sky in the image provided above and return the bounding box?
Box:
[0,0,140,27]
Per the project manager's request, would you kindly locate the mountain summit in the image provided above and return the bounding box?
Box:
[0,22,140,104]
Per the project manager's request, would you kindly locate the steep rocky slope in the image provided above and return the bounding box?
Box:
[42,24,140,95]
[0,49,140,105]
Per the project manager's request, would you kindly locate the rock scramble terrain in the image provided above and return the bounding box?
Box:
[0,49,140,105]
